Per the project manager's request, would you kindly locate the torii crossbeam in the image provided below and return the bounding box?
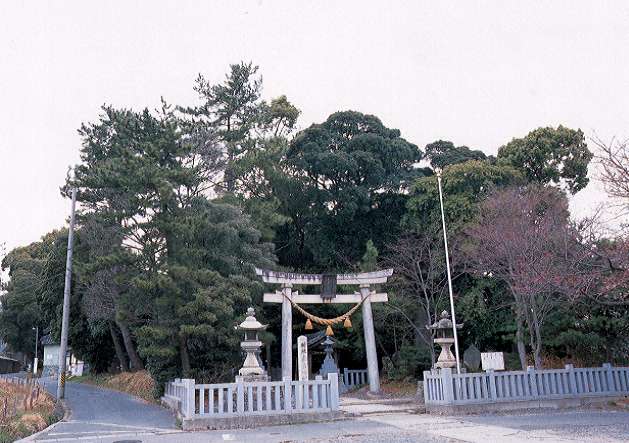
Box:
[256,268,393,393]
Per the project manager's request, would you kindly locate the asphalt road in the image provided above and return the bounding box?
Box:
[28,377,178,442]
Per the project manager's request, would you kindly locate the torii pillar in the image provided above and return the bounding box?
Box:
[281,283,292,379]
[360,284,379,393]
[256,268,392,394]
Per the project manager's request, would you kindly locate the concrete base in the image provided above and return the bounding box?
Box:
[180,411,346,431]
[426,395,628,415]
[160,396,180,411]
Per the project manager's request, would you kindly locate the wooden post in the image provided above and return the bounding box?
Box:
[281,284,293,380]
[360,284,380,393]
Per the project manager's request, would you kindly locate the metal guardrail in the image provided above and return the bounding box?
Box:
[424,363,629,406]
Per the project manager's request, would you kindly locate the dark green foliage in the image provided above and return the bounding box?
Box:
[456,278,516,353]
[425,140,487,169]
[0,236,53,358]
[543,301,629,366]
[404,160,524,233]
[276,110,424,270]
[497,125,592,194]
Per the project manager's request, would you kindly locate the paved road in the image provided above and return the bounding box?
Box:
[26,398,629,443]
[21,380,629,442]
[27,378,178,442]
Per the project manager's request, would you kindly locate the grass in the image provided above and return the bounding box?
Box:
[0,380,58,443]
[71,371,157,403]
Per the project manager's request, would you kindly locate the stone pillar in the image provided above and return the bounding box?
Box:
[297,335,308,381]
[281,283,293,380]
[360,284,380,393]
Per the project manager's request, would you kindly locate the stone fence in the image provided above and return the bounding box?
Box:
[342,368,368,392]
[424,363,629,413]
[162,373,341,430]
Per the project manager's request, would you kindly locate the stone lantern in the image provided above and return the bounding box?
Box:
[427,310,463,369]
[236,307,269,381]
[318,336,339,377]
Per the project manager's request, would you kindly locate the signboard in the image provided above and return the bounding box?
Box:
[481,352,505,371]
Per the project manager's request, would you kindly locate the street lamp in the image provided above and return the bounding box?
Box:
[32,326,39,375]
[435,168,462,375]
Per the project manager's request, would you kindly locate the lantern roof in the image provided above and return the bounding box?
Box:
[238,307,267,330]
[427,310,463,330]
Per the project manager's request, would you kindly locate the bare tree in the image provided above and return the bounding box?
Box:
[384,228,453,365]
[593,137,629,207]
[463,186,596,369]
[590,137,629,302]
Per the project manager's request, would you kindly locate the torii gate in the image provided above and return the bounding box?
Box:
[256,268,393,393]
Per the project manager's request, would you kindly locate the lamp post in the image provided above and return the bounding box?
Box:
[32,326,39,375]
[435,169,462,375]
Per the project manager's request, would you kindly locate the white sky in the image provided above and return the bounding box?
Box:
[1,1,628,253]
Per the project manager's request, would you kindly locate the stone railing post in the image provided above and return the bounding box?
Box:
[603,363,615,393]
[328,372,339,410]
[487,369,497,400]
[422,371,430,404]
[183,378,196,418]
[565,364,577,396]
[283,376,293,413]
[527,366,538,397]
[441,368,454,404]
[236,381,245,414]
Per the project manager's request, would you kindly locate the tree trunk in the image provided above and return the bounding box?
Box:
[116,320,144,371]
[109,323,129,372]
[530,300,544,369]
[265,341,272,372]
[514,304,528,370]
[179,334,191,375]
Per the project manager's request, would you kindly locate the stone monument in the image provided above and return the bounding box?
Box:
[463,344,481,371]
[297,335,309,381]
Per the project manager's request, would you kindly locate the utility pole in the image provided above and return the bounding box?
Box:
[57,187,77,399]
[436,169,462,375]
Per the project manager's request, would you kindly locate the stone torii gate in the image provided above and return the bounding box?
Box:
[255,268,392,394]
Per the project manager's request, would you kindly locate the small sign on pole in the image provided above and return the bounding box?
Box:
[481,352,505,371]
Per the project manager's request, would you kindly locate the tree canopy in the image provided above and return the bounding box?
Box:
[2,62,624,387]
[497,126,593,194]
